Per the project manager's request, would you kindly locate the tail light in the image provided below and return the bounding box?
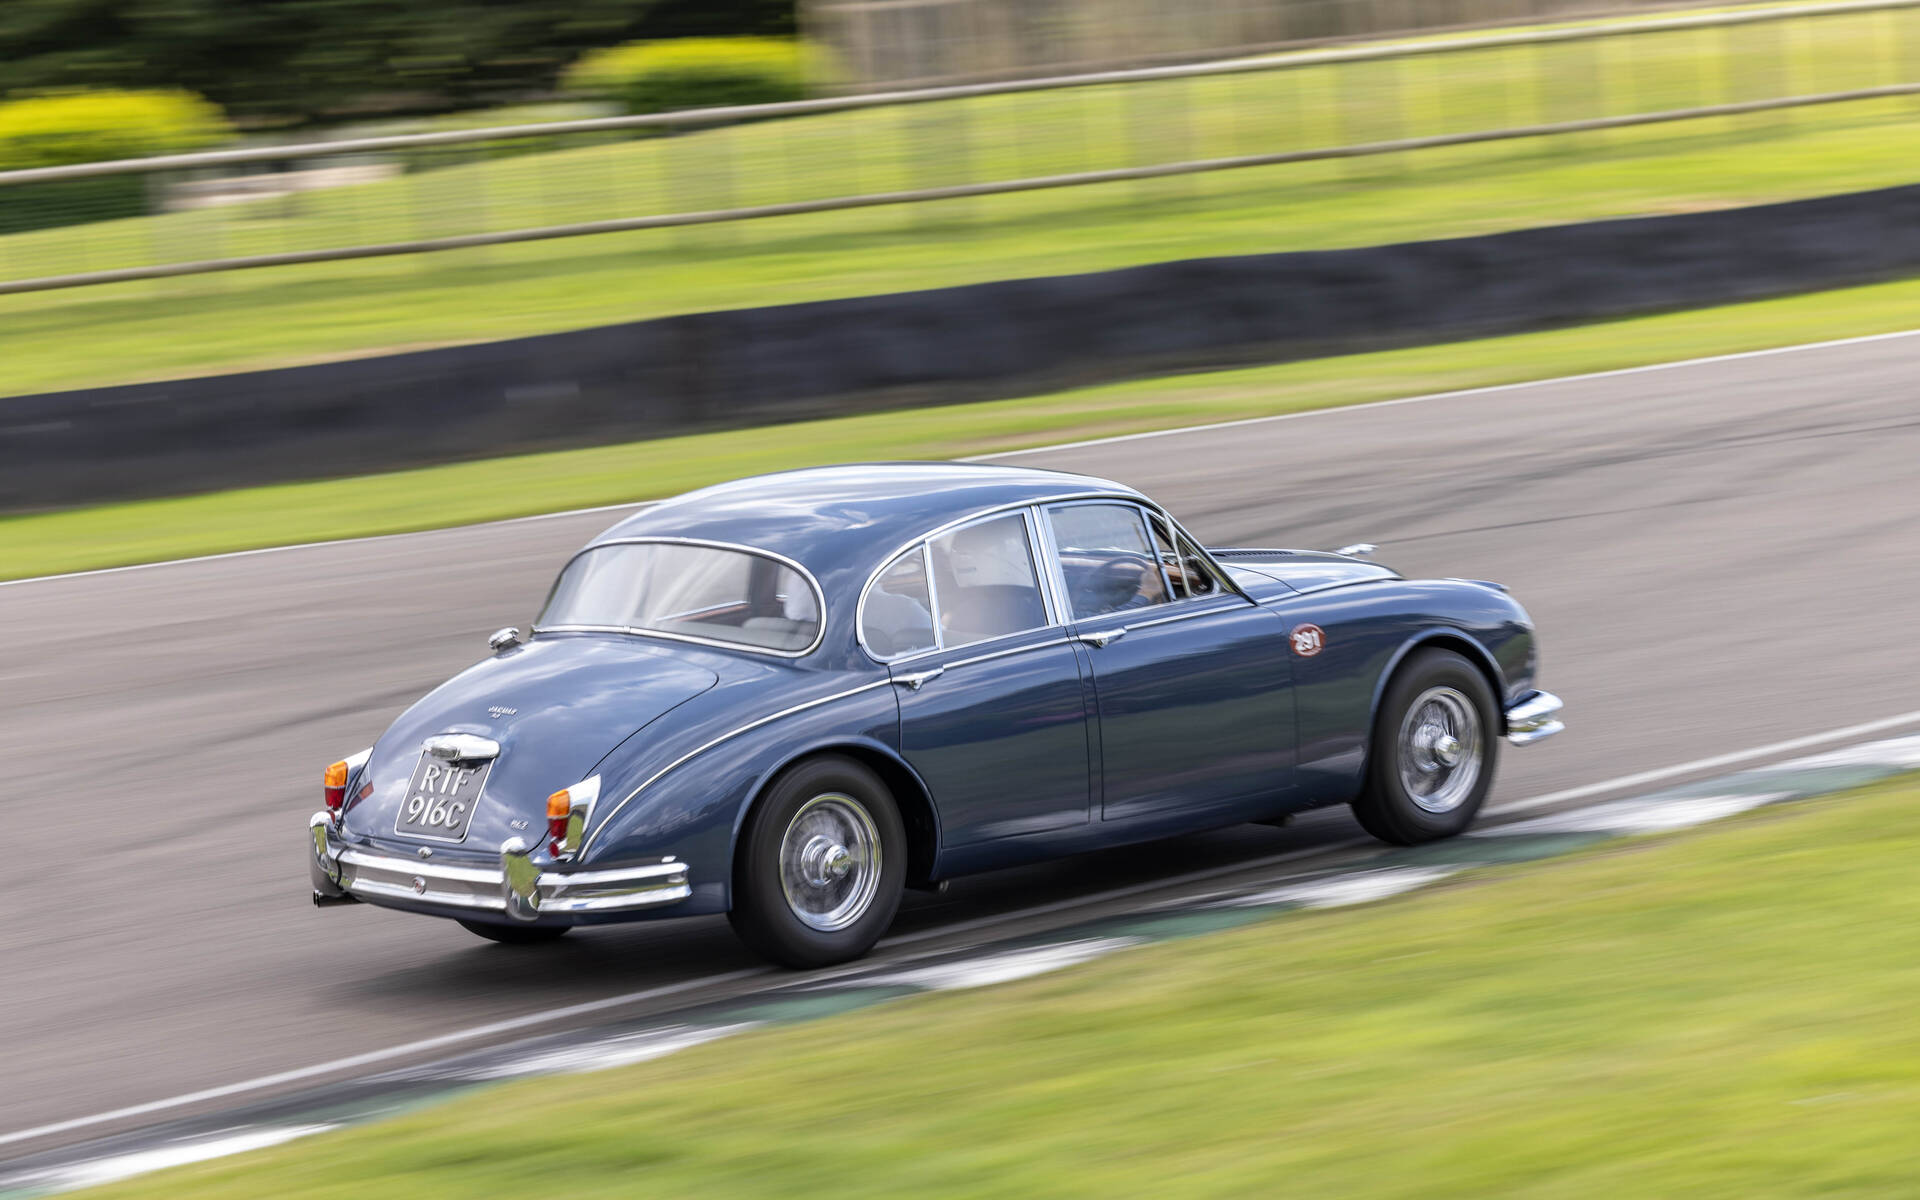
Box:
[545,774,602,858]
[546,790,571,854]
[321,748,373,819]
[323,761,350,813]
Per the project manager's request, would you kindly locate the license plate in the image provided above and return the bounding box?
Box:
[394,754,492,843]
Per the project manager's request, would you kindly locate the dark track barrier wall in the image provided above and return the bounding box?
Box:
[8,182,1920,510]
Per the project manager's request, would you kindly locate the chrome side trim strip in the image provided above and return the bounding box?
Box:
[1118,599,1245,632]
[1505,690,1565,746]
[550,861,688,887]
[534,536,828,659]
[580,678,894,856]
[940,636,1072,671]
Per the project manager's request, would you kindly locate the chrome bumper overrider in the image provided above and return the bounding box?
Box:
[1504,690,1565,746]
[309,814,690,921]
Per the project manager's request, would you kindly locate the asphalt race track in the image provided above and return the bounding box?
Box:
[6,333,1920,1152]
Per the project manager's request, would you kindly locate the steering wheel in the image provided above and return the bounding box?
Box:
[1081,554,1155,613]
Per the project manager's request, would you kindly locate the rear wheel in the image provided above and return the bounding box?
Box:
[1352,648,1498,845]
[457,919,571,945]
[728,755,906,968]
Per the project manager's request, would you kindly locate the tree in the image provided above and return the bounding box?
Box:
[0,0,797,126]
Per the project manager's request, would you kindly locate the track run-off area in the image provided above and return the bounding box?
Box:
[4,330,1919,1161]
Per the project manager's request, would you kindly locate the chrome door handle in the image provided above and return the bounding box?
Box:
[1077,628,1127,648]
[893,666,945,690]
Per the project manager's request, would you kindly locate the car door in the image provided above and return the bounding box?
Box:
[1041,500,1296,825]
[861,509,1095,847]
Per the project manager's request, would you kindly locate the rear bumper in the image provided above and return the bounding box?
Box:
[1504,690,1565,746]
[309,813,690,921]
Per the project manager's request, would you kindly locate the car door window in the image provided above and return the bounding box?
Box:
[861,549,938,658]
[926,513,1049,649]
[1048,503,1171,620]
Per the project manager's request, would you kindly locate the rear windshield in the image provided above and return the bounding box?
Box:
[538,542,822,654]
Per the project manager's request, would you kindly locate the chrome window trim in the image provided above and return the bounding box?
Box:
[533,536,828,660]
[1156,509,1246,601]
[1029,500,1074,627]
[852,490,1232,664]
[857,498,1106,664]
[1139,506,1181,602]
[1024,505,1069,628]
[579,678,893,856]
[1043,497,1223,623]
[922,542,943,651]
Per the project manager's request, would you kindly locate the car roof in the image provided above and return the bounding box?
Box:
[588,462,1144,577]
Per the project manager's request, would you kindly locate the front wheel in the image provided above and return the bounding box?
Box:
[1351,648,1498,845]
[728,755,906,968]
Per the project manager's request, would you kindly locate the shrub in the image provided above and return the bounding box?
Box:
[0,90,233,234]
[563,38,831,117]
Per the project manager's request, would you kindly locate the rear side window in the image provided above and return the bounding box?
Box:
[861,550,937,658]
[927,513,1049,649]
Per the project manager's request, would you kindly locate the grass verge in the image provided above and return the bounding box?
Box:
[83,776,1920,1198]
[7,272,1920,580]
[5,3,1920,394]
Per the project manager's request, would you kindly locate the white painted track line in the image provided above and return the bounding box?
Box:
[968,326,1920,461]
[0,501,653,589]
[1494,708,1920,813]
[7,323,1920,589]
[0,967,768,1151]
[9,707,1919,1152]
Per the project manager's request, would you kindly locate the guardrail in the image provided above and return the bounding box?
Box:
[3,0,1916,295]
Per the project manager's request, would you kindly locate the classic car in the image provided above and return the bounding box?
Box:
[310,463,1562,966]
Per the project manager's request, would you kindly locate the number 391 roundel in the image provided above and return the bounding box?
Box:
[1290,624,1326,657]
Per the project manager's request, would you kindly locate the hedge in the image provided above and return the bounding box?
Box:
[0,90,233,234]
[563,38,830,117]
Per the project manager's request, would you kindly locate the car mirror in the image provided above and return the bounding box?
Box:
[488,626,522,653]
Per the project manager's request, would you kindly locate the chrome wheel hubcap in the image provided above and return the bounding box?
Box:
[779,793,881,932]
[1398,686,1483,814]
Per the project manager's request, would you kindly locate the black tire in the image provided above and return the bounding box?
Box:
[728,755,907,969]
[1352,648,1499,845]
[457,919,571,945]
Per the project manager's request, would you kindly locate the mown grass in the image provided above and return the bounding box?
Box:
[8,269,1920,581]
[84,776,1920,1198]
[5,3,1920,395]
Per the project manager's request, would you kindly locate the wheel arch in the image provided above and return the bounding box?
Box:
[1368,629,1506,742]
[734,738,942,890]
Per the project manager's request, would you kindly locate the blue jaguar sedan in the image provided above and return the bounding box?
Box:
[310,463,1562,966]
